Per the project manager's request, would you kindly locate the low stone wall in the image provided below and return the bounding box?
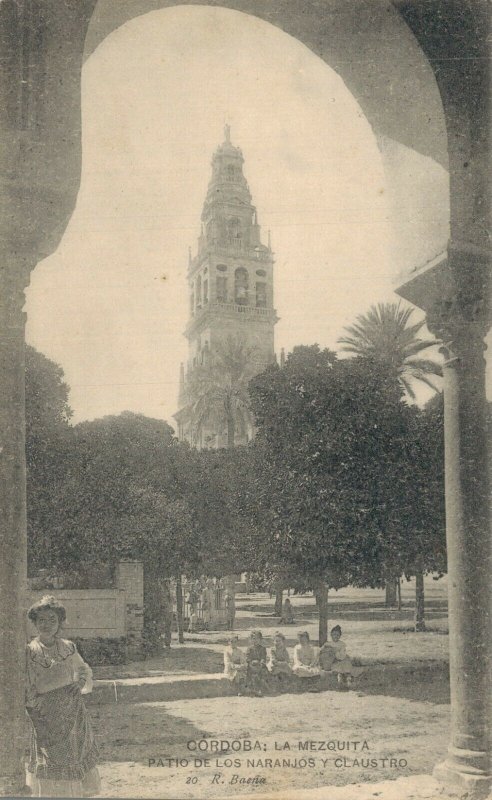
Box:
[26,588,126,639]
[27,560,144,661]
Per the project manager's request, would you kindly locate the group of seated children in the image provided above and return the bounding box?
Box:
[224,627,358,697]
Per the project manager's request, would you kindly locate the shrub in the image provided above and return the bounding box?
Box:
[75,636,127,665]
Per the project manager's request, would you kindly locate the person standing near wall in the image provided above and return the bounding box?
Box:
[25,596,101,797]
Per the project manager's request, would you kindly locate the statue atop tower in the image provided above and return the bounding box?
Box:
[174,128,278,448]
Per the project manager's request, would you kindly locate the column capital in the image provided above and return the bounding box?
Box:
[426,296,489,366]
[425,242,490,365]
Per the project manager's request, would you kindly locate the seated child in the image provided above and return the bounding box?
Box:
[292,631,320,677]
[223,635,247,694]
[318,640,337,673]
[327,625,358,689]
[268,632,292,682]
[246,630,269,696]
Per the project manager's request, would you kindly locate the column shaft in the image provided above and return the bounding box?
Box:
[434,326,491,797]
[0,262,28,795]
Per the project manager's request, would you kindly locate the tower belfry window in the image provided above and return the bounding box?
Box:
[227,217,241,239]
[235,267,249,306]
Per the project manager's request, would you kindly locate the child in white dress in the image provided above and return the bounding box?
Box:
[327,625,357,689]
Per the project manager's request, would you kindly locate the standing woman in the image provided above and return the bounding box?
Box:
[201,595,211,631]
[25,596,101,797]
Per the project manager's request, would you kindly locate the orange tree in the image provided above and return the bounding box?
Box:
[246,345,445,643]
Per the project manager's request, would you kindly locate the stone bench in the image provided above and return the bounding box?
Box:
[89,669,352,704]
[89,661,447,705]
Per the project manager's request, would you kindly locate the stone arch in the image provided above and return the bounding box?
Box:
[0,3,490,796]
[84,1,448,167]
[1,0,457,269]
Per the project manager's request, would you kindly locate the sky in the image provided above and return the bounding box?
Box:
[25,5,460,427]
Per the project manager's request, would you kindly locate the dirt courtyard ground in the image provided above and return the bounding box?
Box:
[89,582,452,799]
[92,686,450,798]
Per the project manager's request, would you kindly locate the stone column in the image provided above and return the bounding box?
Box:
[0,257,31,795]
[428,255,491,798]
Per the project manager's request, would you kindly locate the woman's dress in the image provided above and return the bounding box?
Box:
[320,640,364,682]
[268,644,292,676]
[25,637,101,798]
[224,646,247,682]
[201,598,212,628]
[329,640,356,675]
[292,643,320,677]
[246,643,269,693]
[319,643,337,672]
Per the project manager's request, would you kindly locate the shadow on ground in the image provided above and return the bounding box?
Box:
[91,702,206,763]
[356,661,450,704]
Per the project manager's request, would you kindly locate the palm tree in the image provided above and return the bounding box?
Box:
[188,335,257,449]
[338,302,442,399]
[339,302,442,610]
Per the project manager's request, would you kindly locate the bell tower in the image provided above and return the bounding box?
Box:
[174,127,278,446]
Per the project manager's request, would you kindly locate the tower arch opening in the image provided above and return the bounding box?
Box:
[234,267,249,306]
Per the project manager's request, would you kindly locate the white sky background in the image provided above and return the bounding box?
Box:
[26,6,468,426]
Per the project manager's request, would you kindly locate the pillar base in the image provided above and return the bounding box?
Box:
[434,748,491,799]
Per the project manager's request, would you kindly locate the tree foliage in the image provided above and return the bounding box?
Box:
[25,345,73,439]
[25,346,73,571]
[25,350,244,581]
[247,344,446,599]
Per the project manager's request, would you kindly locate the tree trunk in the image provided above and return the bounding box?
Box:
[176,574,184,644]
[314,582,328,646]
[227,412,235,448]
[143,563,167,654]
[385,577,398,607]
[274,586,283,617]
[415,571,426,631]
[397,577,402,612]
[163,579,172,647]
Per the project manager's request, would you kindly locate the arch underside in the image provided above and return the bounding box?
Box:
[84,0,448,169]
